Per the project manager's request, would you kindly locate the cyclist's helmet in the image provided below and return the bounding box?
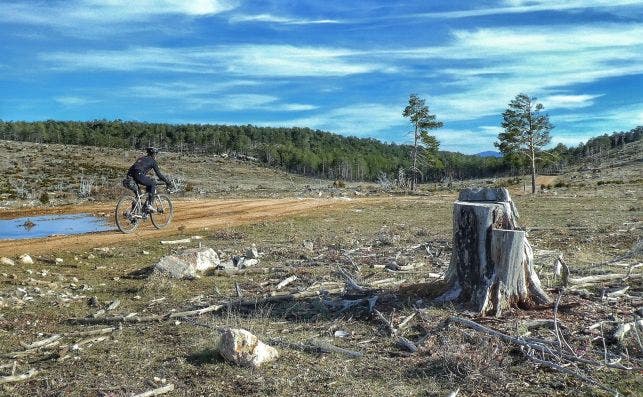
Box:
[146,147,159,156]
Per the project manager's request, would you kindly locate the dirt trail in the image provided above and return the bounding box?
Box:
[0,197,355,256]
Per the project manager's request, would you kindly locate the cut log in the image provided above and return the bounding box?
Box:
[437,188,550,315]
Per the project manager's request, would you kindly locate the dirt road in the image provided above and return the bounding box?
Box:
[0,197,352,256]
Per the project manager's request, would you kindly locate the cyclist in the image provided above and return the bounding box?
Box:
[127,147,172,213]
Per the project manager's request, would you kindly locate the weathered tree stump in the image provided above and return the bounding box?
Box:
[437,187,550,315]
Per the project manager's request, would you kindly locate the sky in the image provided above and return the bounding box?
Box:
[1,0,642,154]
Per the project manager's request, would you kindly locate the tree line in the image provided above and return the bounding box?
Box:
[0,119,639,183]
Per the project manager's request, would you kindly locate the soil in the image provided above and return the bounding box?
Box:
[0,197,360,256]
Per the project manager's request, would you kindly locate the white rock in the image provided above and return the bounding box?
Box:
[1,257,15,266]
[153,247,220,279]
[55,258,64,264]
[180,248,220,272]
[238,258,259,269]
[19,254,34,265]
[154,256,197,279]
[218,328,278,368]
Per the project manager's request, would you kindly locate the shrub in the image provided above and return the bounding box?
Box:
[554,181,568,188]
[39,191,50,204]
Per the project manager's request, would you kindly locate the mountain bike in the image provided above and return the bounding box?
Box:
[114,180,173,233]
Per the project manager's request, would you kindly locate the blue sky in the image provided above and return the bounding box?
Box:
[1,0,642,153]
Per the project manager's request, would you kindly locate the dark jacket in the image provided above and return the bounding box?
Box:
[128,156,169,184]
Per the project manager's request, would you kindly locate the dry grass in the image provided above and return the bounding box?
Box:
[0,140,641,396]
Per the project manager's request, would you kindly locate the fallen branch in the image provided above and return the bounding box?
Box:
[524,349,620,397]
[398,312,416,330]
[269,338,363,358]
[276,275,298,290]
[68,304,224,325]
[569,273,642,288]
[448,316,635,370]
[20,334,62,349]
[0,369,38,385]
[160,238,191,245]
[373,309,397,336]
[396,337,418,353]
[612,319,643,343]
[337,267,367,293]
[131,383,175,397]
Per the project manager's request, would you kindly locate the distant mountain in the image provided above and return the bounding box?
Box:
[475,151,502,158]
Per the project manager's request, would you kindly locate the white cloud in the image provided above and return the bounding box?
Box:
[269,103,405,138]
[405,24,643,122]
[541,94,603,109]
[411,0,643,19]
[229,13,340,25]
[433,128,501,153]
[41,45,391,77]
[129,81,260,98]
[54,96,98,106]
[0,0,237,36]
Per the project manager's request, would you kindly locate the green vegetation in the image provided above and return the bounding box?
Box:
[497,93,553,193]
[402,94,443,190]
[0,120,640,184]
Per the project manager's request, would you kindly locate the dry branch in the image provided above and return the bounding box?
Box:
[524,349,620,397]
[373,309,397,336]
[160,238,191,245]
[131,383,175,397]
[269,338,363,358]
[68,304,224,325]
[612,320,643,343]
[276,275,297,290]
[396,337,418,353]
[0,369,38,385]
[569,273,642,288]
[448,316,636,371]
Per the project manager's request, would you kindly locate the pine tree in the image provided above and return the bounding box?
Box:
[496,93,553,194]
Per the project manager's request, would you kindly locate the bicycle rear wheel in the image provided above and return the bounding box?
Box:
[115,195,141,233]
[150,194,173,229]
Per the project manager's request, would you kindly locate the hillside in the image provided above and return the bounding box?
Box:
[0,140,337,209]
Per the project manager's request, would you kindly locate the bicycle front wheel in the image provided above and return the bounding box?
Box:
[150,194,173,229]
[115,195,140,233]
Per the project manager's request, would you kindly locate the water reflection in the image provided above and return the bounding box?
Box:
[21,219,36,231]
[0,214,115,240]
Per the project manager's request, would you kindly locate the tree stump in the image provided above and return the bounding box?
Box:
[437,187,550,316]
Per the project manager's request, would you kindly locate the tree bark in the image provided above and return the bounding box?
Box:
[437,188,550,315]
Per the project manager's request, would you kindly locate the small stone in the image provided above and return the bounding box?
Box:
[334,330,350,338]
[239,258,259,269]
[245,244,259,259]
[87,254,95,260]
[142,251,150,255]
[218,328,278,368]
[55,258,64,264]
[19,254,34,265]
[1,257,15,266]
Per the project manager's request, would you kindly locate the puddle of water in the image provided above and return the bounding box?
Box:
[0,213,115,240]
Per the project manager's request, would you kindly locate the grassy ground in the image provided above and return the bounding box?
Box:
[0,179,641,396]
